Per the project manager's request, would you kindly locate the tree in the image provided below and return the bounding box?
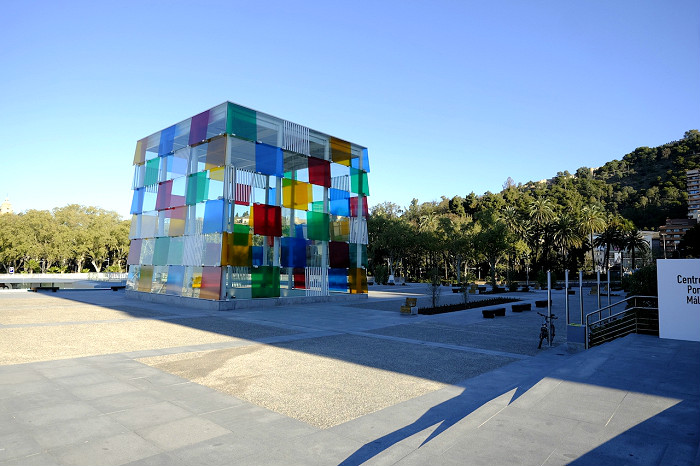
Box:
[622,229,650,269]
[475,210,510,286]
[678,225,700,258]
[580,205,606,270]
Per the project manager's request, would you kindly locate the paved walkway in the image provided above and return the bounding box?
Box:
[0,287,698,465]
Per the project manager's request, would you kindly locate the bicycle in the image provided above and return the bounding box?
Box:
[537,312,558,349]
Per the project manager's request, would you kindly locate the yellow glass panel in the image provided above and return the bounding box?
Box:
[133,139,146,165]
[330,137,351,166]
[192,272,202,288]
[209,166,225,182]
[331,217,350,242]
[349,268,368,294]
[137,266,153,292]
[282,179,312,210]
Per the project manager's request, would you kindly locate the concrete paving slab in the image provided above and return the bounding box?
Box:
[135,416,231,451]
[48,432,163,466]
[0,290,698,465]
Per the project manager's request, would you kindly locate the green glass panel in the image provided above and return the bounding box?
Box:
[186,172,210,205]
[310,201,325,213]
[349,243,368,269]
[350,168,369,196]
[252,266,280,298]
[145,158,160,186]
[152,237,170,266]
[307,211,329,241]
[227,103,257,141]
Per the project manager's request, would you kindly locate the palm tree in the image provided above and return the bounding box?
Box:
[528,198,555,264]
[580,206,606,270]
[593,219,624,272]
[622,229,650,270]
[553,213,584,270]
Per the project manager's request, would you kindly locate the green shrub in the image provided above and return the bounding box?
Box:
[622,264,657,296]
[374,265,389,285]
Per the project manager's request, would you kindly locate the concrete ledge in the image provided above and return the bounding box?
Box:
[125,289,368,310]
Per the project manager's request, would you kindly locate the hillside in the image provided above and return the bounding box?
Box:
[520,130,700,230]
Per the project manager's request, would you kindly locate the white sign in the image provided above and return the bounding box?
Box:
[657,259,700,342]
[8,267,14,274]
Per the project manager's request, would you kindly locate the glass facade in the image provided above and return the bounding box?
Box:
[126,102,369,300]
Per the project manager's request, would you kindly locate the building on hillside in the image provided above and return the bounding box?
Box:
[125,102,370,306]
[0,198,13,215]
[687,169,699,220]
[659,218,697,258]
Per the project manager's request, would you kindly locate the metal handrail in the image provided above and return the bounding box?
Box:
[584,295,658,349]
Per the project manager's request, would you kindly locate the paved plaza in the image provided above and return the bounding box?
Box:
[0,285,698,465]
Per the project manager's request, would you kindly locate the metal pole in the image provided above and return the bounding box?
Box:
[607,268,611,307]
[579,270,584,325]
[564,269,569,326]
[547,270,552,347]
[597,270,601,309]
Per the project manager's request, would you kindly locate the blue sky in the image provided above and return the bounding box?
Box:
[1,0,698,219]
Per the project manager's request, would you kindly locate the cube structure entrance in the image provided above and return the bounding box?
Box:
[126,102,369,301]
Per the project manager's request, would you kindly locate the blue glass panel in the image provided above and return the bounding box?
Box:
[158,125,176,156]
[255,143,283,177]
[130,188,144,214]
[281,237,307,268]
[165,265,185,295]
[351,148,371,173]
[328,268,348,292]
[202,199,224,234]
[330,199,350,217]
[295,224,305,238]
[252,246,263,266]
[330,188,350,200]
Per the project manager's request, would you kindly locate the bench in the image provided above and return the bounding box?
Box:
[110,285,126,291]
[535,299,552,308]
[401,297,418,315]
[567,289,575,295]
[482,309,496,318]
[32,286,59,292]
[493,307,506,317]
[512,303,531,312]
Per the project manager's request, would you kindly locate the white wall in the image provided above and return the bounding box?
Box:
[657,259,700,342]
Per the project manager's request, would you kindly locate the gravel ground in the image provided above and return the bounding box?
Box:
[139,334,516,428]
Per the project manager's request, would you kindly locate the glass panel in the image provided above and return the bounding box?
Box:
[308,157,331,188]
[257,114,281,146]
[202,199,224,234]
[203,234,222,266]
[206,103,227,139]
[328,268,348,292]
[307,211,329,241]
[168,206,186,236]
[127,239,142,265]
[229,137,256,170]
[140,238,155,265]
[330,199,350,217]
[349,268,368,294]
[155,181,172,211]
[129,214,139,239]
[330,137,351,166]
[140,212,158,238]
[251,266,280,298]
[133,138,146,165]
[158,125,176,156]
[183,234,205,266]
[167,236,184,265]
[145,158,160,186]
[130,188,144,215]
[165,150,189,181]
[206,136,226,169]
[309,131,329,160]
[186,172,209,205]
[189,110,209,146]
[137,266,153,292]
[281,237,307,268]
[329,241,349,268]
[126,265,139,290]
[152,237,170,266]
[227,103,257,141]
[142,188,157,213]
[170,177,187,208]
[253,204,281,237]
[349,243,368,269]
[152,266,168,294]
[255,143,283,177]
[173,119,191,152]
[200,266,221,300]
[282,179,312,211]
[350,196,369,217]
[350,168,369,196]
[165,265,185,295]
[144,132,160,161]
[330,216,350,242]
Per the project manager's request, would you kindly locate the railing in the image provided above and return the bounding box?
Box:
[585,296,658,349]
